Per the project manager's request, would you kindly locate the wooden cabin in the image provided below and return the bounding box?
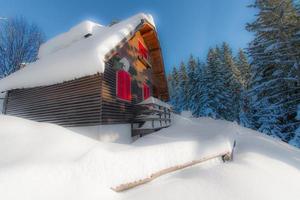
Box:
[0,13,171,143]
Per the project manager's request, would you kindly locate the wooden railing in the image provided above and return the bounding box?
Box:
[132,97,172,136]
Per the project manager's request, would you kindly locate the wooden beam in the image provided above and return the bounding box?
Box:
[149,47,161,52]
[112,150,232,192]
[141,29,155,38]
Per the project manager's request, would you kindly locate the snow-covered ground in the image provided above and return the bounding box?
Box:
[0,115,299,200]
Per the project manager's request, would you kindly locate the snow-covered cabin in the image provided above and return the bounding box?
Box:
[0,13,170,143]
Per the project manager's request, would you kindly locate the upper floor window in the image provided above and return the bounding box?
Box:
[138,41,149,60]
[116,70,131,101]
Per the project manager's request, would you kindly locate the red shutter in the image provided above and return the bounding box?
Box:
[138,41,148,60]
[117,70,131,101]
[143,83,150,100]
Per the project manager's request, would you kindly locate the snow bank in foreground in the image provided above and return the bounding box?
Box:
[0,115,300,200]
[0,115,234,190]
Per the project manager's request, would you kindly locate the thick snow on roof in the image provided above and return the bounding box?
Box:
[0,13,155,92]
[0,115,299,199]
[38,21,104,58]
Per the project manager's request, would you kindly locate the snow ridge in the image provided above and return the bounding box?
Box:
[0,115,300,200]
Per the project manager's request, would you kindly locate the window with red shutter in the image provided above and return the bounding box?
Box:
[138,41,148,60]
[143,83,150,100]
[116,70,131,101]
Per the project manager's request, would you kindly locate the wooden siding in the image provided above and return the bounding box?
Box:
[101,61,137,124]
[5,75,102,126]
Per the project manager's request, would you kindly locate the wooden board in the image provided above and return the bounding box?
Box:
[112,150,232,192]
[5,74,102,127]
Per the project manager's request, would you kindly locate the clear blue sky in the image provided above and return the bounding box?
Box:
[0,0,256,73]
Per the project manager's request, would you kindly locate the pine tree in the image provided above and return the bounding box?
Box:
[200,48,225,118]
[246,0,300,141]
[169,67,181,112]
[235,49,251,89]
[186,55,199,112]
[235,49,253,127]
[192,60,206,117]
[219,43,242,121]
[178,62,189,112]
[167,73,174,102]
[289,105,300,147]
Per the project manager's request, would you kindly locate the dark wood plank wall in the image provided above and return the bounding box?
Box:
[4,60,151,127]
[5,75,103,127]
[101,56,152,123]
[101,60,139,124]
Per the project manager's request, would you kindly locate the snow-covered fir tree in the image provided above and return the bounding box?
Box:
[169,67,181,113]
[200,47,226,119]
[235,49,251,89]
[235,49,253,128]
[289,105,300,147]
[219,43,242,122]
[246,0,300,141]
[191,61,206,117]
[198,49,213,117]
[186,55,200,112]
[177,62,189,112]
[168,44,246,121]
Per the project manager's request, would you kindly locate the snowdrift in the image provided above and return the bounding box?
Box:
[0,115,300,200]
[0,115,234,191]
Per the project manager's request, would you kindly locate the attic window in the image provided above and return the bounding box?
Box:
[137,41,151,68]
[138,41,148,60]
[84,33,92,38]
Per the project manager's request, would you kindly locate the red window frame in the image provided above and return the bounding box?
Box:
[116,70,131,101]
[138,40,149,60]
[143,83,150,100]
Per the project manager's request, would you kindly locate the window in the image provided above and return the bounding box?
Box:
[116,70,131,101]
[143,83,150,100]
[138,41,148,60]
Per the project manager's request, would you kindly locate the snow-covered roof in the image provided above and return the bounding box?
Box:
[38,21,104,59]
[0,13,155,92]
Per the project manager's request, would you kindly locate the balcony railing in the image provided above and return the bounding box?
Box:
[132,97,172,136]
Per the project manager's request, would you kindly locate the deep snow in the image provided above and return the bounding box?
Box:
[0,115,299,200]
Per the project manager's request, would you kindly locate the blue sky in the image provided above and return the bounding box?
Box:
[0,0,256,73]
